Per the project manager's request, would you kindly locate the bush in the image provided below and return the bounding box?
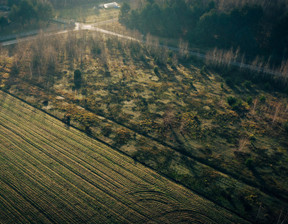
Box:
[91,45,101,56]
[102,124,112,137]
[227,96,237,106]
[249,134,256,142]
[225,77,234,87]
[0,16,9,28]
[74,69,82,89]
[115,128,131,145]
[264,82,272,91]
[259,95,266,104]
[227,96,249,114]
[284,122,288,133]
[245,158,254,168]
[154,66,159,74]
[200,65,207,75]
[246,96,253,105]
[284,86,288,95]
[232,101,249,114]
[243,80,252,89]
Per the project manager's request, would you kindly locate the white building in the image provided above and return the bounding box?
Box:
[102,2,120,9]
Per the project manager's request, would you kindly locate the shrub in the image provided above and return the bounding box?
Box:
[200,65,207,75]
[284,122,288,133]
[227,96,237,106]
[91,45,101,56]
[259,95,266,104]
[249,134,256,142]
[85,126,92,135]
[243,80,252,89]
[0,16,8,28]
[115,128,131,145]
[102,124,112,137]
[74,69,82,89]
[10,62,19,77]
[232,101,249,114]
[245,158,254,168]
[264,82,272,91]
[227,97,249,114]
[246,96,253,105]
[154,66,159,74]
[225,77,234,87]
[284,86,288,95]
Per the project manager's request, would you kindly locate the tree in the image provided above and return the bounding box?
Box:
[119,2,131,24]
[18,0,37,24]
[121,2,130,14]
[36,1,54,21]
[74,69,82,89]
[9,0,36,24]
[8,0,22,7]
[0,17,9,30]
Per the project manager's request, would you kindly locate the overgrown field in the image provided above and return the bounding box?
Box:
[0,91,249,224]
[1,29,288,223]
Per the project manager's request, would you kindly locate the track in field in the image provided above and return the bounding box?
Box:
[0,91,249,224]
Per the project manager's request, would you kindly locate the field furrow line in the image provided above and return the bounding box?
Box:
[0,120,153,223]
[0,176,56,224]
[0,136,96,223]
[0,192,31,224]
[0,131,129,224]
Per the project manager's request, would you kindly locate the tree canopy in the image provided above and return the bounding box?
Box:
[119,0,288,63]
[8,0,53,24]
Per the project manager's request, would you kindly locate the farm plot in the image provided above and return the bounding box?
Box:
[0,91,248,224]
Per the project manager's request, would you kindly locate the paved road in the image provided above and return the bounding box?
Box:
[1,21,286,77]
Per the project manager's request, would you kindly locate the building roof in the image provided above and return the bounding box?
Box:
[103,2,120,9]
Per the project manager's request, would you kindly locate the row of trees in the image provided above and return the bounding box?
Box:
[120,0,288,64]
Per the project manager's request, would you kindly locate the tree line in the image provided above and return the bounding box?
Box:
[120,0,288,65]
[48,0,99,8]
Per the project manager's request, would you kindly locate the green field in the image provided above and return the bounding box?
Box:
[0,90,248,224]
[55,4,120,23]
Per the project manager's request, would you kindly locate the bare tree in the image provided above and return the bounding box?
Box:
[178,39,189,59]
[238,138,249,151]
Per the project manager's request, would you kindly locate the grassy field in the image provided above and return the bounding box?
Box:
[55,4,120,23]
[0,90,249,224]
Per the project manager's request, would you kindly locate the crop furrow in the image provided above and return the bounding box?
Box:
[0,131,129,224]
[0,121,154,223]
[0,192,31,224]
[0,138,95,223]
[0,177,56,224]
